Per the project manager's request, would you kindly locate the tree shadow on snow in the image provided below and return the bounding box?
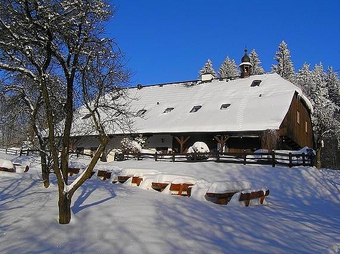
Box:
[72,180,116,214]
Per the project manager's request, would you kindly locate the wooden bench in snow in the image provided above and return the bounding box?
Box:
[0,159,15,172]
[206,181,250,205]
[206,181,269,206]
[239,189,270,207]
[12,163,29,172]
[97,170,112,180]
[68,167,80,176]
[151,174,196,196]
[115,168,160,185]
[151,182,194,196]
[117,175,130,183]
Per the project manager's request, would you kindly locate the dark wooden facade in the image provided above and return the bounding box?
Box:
[279,92,314,149]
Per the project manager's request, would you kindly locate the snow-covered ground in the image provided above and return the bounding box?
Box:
[1,152,340,254]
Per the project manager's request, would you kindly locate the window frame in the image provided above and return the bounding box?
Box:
[190,105,202,113]
[220,103,231,110]
[163,107,174,114]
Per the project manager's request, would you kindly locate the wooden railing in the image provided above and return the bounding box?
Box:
[0,148,314,168]
[115,150,315,168]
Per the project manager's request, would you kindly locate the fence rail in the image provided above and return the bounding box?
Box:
[0,148,314,168]
[116,150,314,168]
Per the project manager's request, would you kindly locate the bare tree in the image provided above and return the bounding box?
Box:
[1,74,66,187]
[0,0,130,224]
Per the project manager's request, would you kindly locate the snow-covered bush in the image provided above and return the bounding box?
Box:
[187,141,210,161]
[120,137,142,154]
[115,136,146,161]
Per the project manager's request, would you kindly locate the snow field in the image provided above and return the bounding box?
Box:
[1,153,340,253]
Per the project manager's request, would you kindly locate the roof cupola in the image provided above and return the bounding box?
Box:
[239,48,252,78]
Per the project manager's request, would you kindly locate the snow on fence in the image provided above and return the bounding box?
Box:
[0,148,22,155]
[115,150,315,168]
[0,148,314,168]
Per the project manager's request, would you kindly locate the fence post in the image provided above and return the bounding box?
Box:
[302,153,306,166]
[20,149,23,156]
[271,150,276,167]
[216,151,220,162]
[154,152,157,161]
[243,150,247,165]
[172,152,175,162]
[289,153,292,168]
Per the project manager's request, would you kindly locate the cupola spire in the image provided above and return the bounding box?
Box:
[239,47,252,78]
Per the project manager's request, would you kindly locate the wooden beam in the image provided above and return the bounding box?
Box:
[214,135,230,152]
[174,136,190,153]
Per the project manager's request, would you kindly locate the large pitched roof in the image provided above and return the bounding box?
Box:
[71,73,312,136]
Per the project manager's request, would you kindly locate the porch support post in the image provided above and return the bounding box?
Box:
[214,135,230,152]
[174,136,191,154]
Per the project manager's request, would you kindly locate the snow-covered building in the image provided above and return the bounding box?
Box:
[71,52,314,155]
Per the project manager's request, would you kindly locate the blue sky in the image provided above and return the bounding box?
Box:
[107,0,340,86]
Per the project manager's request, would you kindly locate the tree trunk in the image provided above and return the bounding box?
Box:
[40,150,50,188]
[316,147,322,169]
[100,146,108,162]
[58,191,72,224]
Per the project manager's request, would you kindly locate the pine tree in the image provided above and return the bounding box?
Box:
[272,40,295,81]
[303,63,339,168]
[294,63,312,95]
[199,59,216,78]
[325,67,340,107]
[218,56,238,78]
[249,49,264,75]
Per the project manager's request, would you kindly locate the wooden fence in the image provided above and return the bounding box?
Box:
[116,150,315,168]
[0,148,314,168]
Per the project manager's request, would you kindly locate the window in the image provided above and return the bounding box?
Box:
[251,80,262,87]
[296,110,300,124]
[305,121,308,133]
[220,103,231,110]
[136,109,147,117]
[190,105,202,113]
[163,107,174,113]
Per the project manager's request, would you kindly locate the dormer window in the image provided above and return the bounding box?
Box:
[251,80,262,87]
[220,103,231,110]
[190,105,202,113]
[163,107,174,113]
[136,109,147,117]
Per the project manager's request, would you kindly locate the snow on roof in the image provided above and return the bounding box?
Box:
[71,73,311,136]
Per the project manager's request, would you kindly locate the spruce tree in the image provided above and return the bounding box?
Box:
[294,63,312,95]
[300,63,340,168]
[325,67,340,107]
[249,49,265,75]
[272,40,295,81]
[199,59,216,78]
[218,56,238,78]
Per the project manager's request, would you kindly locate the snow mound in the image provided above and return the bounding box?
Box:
[0,158,15,171]
[120,168,160,177]
[187,141,210,153]
[152,174,197,184]
[206,181,251,193]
